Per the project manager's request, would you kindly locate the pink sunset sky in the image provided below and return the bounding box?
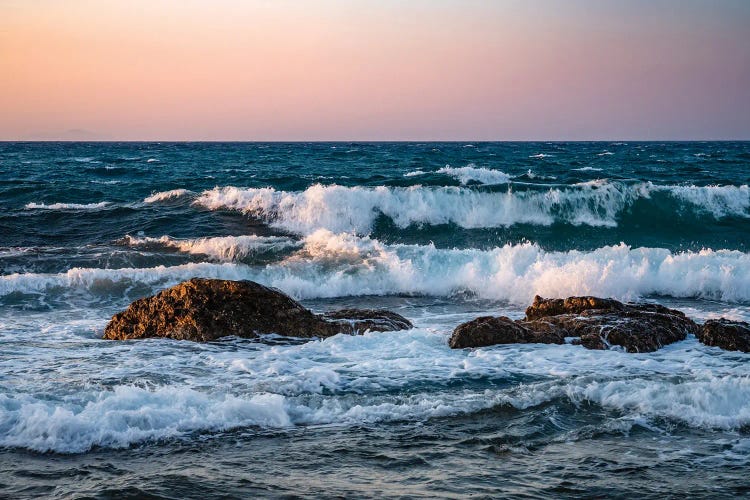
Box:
[2,0,749,141]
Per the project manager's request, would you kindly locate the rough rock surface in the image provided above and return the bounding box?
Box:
[698,319,750,353]
[524,296,625,321]
[103,278,412,341]
[448,316,565,349]
[449,295,699,353]
[320,308,413,333]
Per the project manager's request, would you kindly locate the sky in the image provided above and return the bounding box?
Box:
[2,0,750,141]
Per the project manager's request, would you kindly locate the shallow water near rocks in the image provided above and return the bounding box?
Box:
[1,142,749,498]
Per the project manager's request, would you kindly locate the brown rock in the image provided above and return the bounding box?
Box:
[450,296,698,352]
[321,308,413,333]
[448,316,565,349]
[103,278,412,341]
[524,295,624,320]
[698,319,750,353]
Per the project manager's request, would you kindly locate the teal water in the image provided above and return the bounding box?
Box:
[0,142,749,498]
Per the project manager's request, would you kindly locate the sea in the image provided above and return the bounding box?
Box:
[1,141,749,498]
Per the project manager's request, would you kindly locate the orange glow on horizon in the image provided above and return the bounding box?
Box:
[2,1,749,140]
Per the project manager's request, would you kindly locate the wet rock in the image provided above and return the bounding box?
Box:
[450,295,698,353]
[321,308,414,333]
[448,316,565,349]
[103,278,412,341]
[524,295,624,320]
[698,319,750,353]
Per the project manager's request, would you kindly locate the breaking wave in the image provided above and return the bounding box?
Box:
[192,182,750,235]
[2,328,748,453]
[143,189,194,203]
[3,231,749,304]
[122,234,300,261]
[436,165,512,185]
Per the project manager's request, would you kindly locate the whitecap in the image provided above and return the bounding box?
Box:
[436,165,512,185]
[123,234,300,261]
[4,233,750,304]
[143,189,193,203]
[24,202,110,211]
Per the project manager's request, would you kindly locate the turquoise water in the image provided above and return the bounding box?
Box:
[1,142,749,498]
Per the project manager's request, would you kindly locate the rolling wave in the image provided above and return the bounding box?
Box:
[435,165,512,185]
[3,230,749,304]
[193,182,750,235]
[122,234,299,261]
[143,189,194,203]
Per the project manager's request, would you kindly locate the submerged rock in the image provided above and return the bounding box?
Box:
[698,319,750,353]
[103,278,412,341]
[450,295,699,353]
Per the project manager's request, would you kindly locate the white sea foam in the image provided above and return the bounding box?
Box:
[192,182,750,234]
[143,189,193,203]
[403,165,512,185]
[23,202,110,211]
[0,388,291,453]
[124,234,299,261]
[3,232,750,304]
[573,166,603,172]
[436,165,512,185]
[529,153,551,159]
[523,169,556,180]
[1,327,748,453]
[666,184,750,218]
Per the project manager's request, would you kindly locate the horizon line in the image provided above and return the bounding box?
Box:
[3,139,750,143]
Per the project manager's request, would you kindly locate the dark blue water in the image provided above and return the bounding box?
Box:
[1,142,749,498]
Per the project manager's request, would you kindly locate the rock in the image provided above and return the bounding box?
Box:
[524,295,625,320]
[448,316,565,349]
[321,308,414,333]
[551,309,697,352]
[450,295,699,353]
[698,319,750,352]
[103,278,412,341]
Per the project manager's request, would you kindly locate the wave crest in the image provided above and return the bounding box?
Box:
[123,234,299,261]
[143,189,193,203]
[3,231,749,304]
[436,165,512,185]
[193,182,750,235]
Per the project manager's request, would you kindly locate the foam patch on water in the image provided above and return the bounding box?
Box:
[192,182,750,235]
[123,235,299,261]
[3,232,749,304]
[24,202,111,211]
